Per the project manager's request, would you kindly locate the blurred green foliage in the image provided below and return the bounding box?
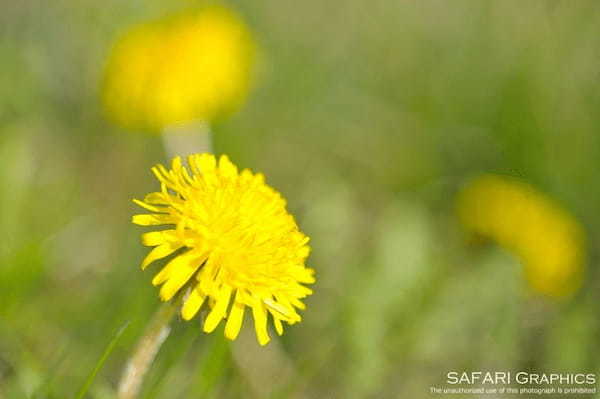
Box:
[1,1,600,398]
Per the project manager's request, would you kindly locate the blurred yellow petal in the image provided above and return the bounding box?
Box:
[152,251,200,287]
[132,214,174,226]
[181,287,206,320]
[204,285,233,333]
[252,300,270,346]
[141,230,175,246]
[159,255,205,301]
[141,242,181,270]
[218,154,238,178]
[273,317,284,336]
[224,292,245,340]
[132,199,166,213]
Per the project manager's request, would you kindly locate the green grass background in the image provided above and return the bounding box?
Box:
[1,1,600,398]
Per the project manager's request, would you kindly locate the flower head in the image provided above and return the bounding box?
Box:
[457,174,585,298]
[133,154,314,345]
[103,6,256,131]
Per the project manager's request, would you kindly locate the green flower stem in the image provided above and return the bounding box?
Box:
[117,301,178,399]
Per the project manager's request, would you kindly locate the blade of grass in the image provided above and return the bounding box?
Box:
[141,325,199,399]
[75,321,130,399]
[190,334,231,396]
[31,346,68,399]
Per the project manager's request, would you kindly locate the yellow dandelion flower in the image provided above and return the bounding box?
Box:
[133,154,314,345]
[103,6,256,131]
[457,174,586,298]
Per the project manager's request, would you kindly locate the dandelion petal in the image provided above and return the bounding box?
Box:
[203,285,233,333]
[225,292,245,340]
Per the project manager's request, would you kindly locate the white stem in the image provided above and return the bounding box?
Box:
[162,121,213,158]
[117,302,176,399]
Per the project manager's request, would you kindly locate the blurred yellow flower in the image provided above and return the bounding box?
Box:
[133,154,314,345]
[457,174,585,298]
[103,6,256,131]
